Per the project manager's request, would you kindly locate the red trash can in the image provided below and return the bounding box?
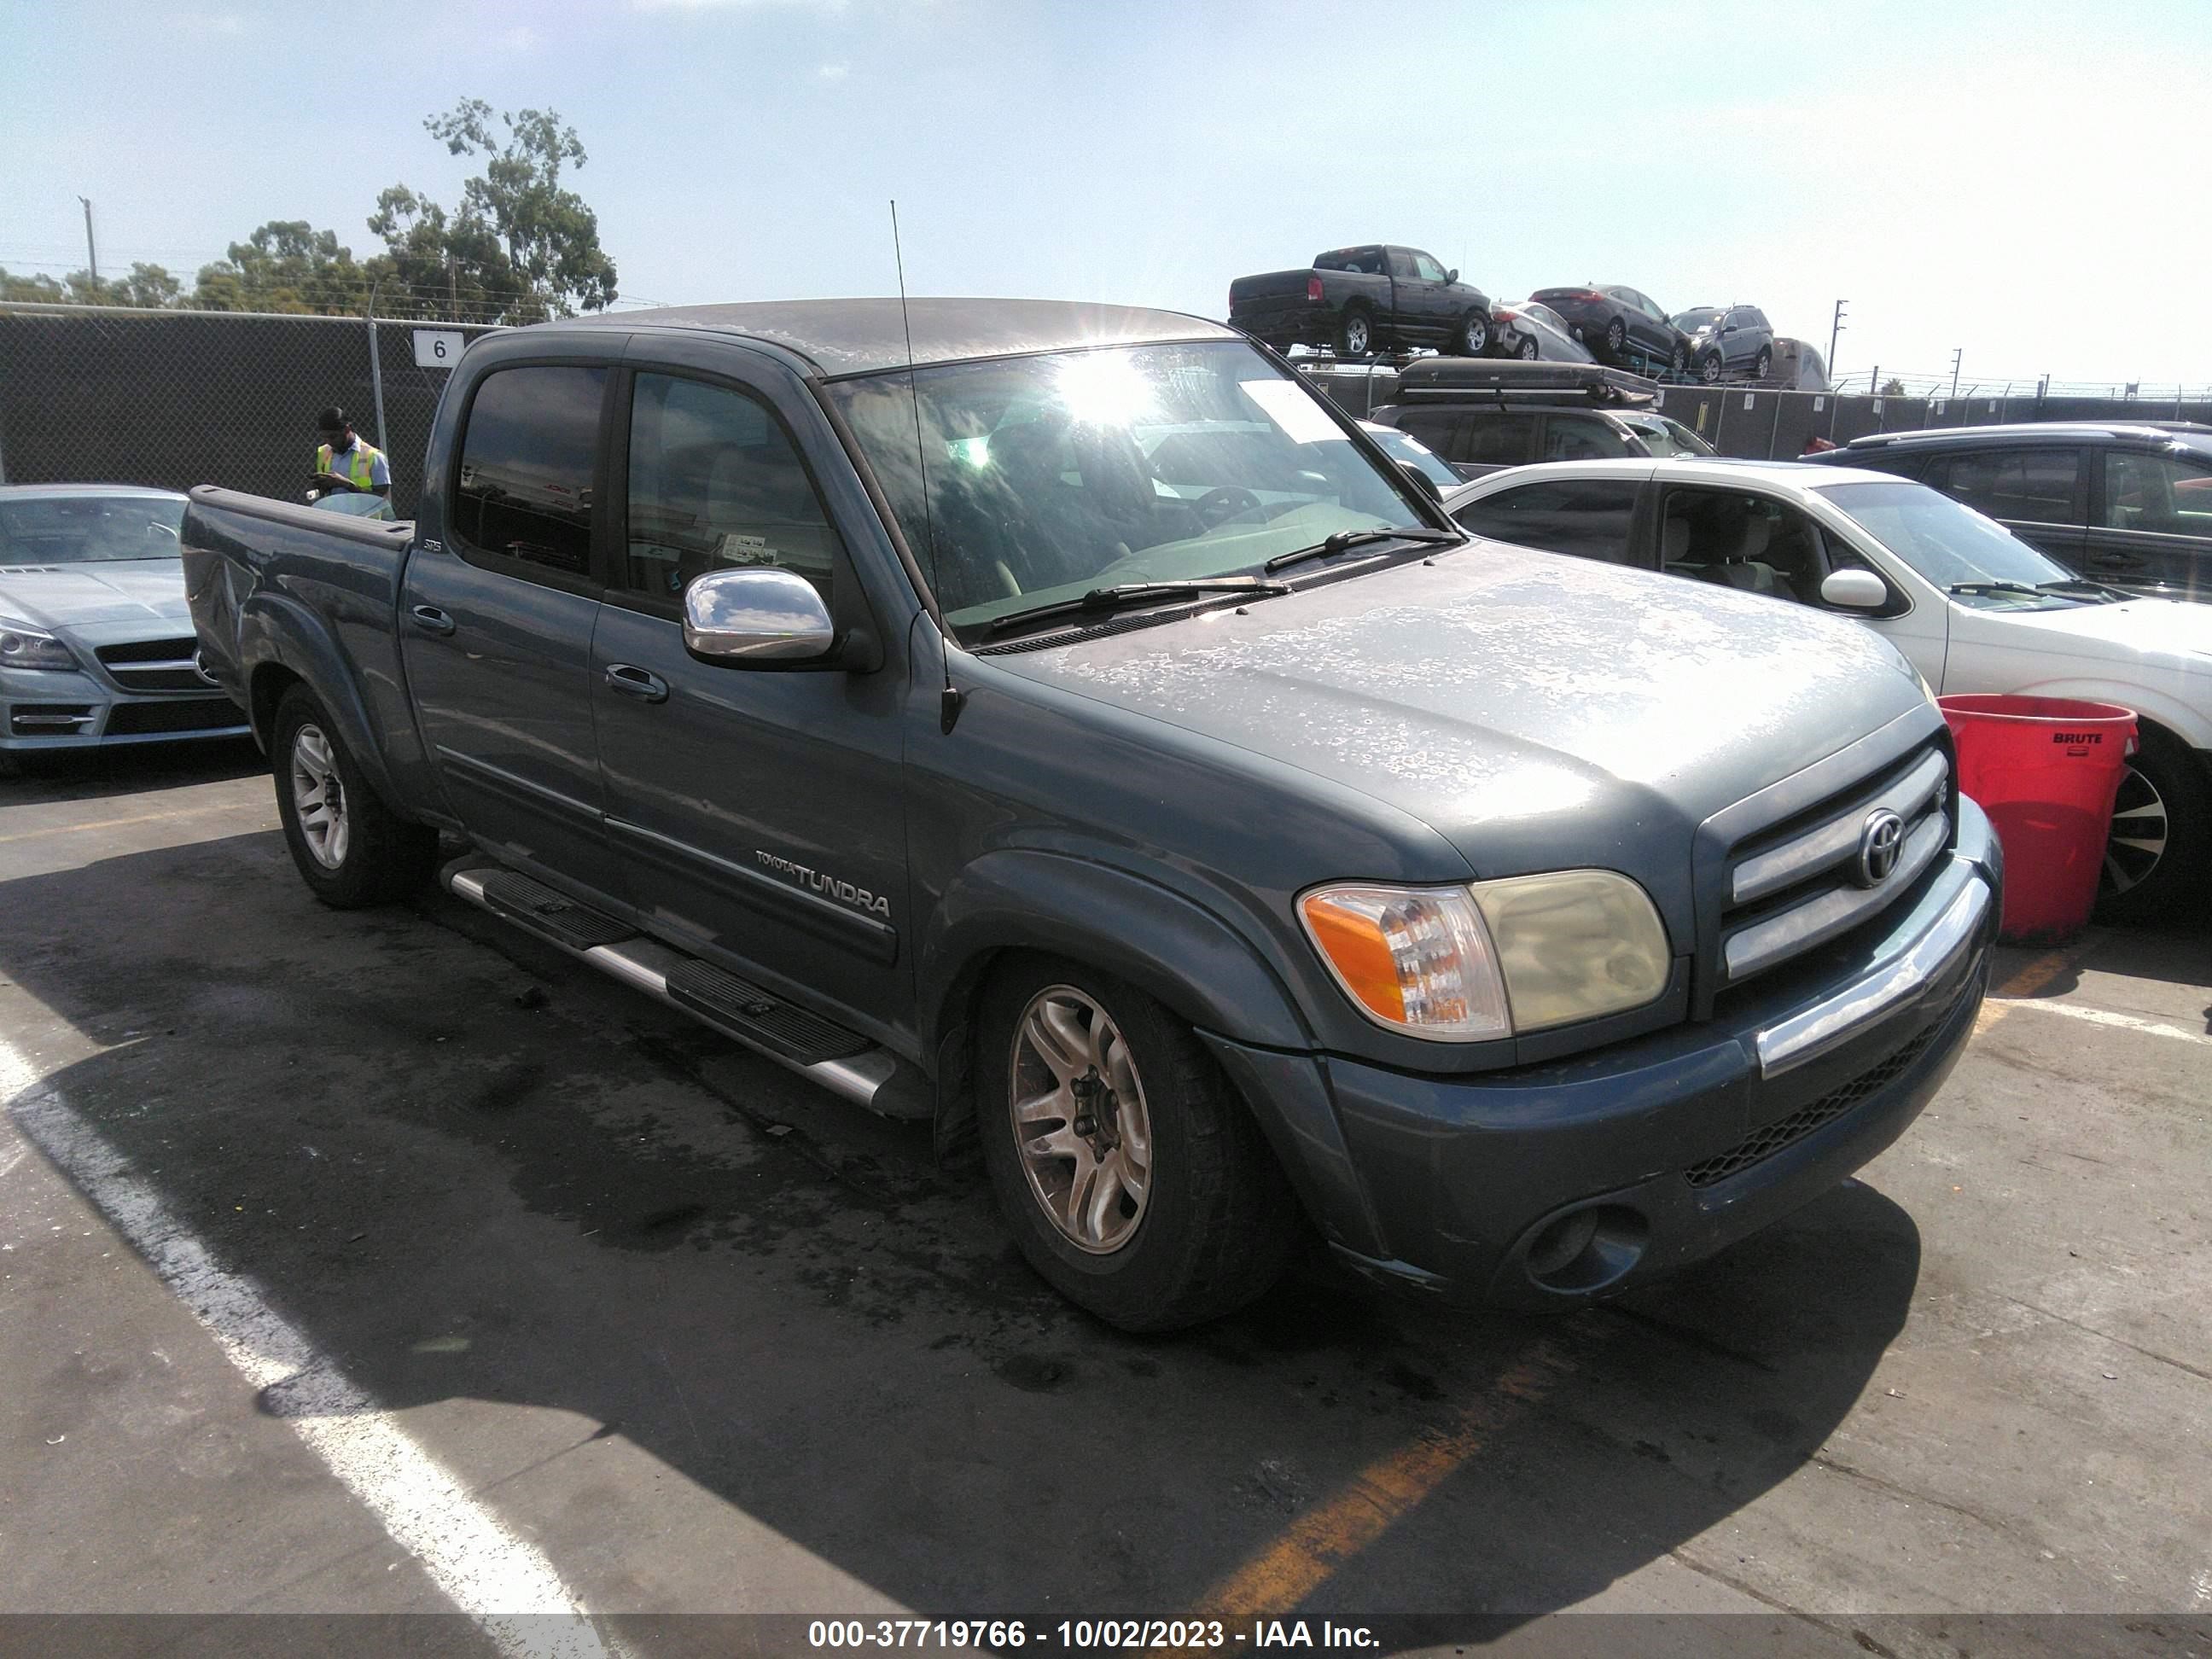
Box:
[1939,695,2137,946]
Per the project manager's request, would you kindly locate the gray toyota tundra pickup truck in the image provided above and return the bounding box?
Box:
[183,299,2000,1330]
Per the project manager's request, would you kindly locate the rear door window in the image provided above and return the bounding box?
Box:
[1389,410,1466,459]
[1541,413,1633,462]
[451,364,608,578]
[2101,451,2212,535]
[1456,410,1537,466]
[1934,448,2083,524]
[1453,479,1639,563]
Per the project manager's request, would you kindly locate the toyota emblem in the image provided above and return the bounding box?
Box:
[1854,809,1906,887]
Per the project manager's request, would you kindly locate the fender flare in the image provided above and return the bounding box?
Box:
[237,592,409,815]
[918,848,1315,1056]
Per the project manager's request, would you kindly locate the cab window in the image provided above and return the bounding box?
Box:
[619,373,841,603]
[451,365,607,576]
[1412,252,1447,283]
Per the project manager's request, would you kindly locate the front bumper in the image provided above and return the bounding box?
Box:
[1219,798,2002,1307]
[1,663,248,756]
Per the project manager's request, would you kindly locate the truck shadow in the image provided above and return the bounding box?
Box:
[2,830,1923,1630]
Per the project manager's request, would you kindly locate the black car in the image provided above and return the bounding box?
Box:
[1807,422,2212,602]
[1371,358,1715,476]
[1672,304,1776,384]
[1529,284,1691,375]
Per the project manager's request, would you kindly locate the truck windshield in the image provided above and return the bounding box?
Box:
[0,495,184,564]
[1813,480,2087,608]
[826,340,1432,639]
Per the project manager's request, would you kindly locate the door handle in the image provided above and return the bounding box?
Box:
[604,663,669,703]
[409,604,456,636]
[2087,548,2141,568]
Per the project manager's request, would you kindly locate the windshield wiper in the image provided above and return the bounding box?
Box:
[1264,525,1464,575]
[2034,579,2125,602]
[1947,580,2044,598]
[984,578,1290,638]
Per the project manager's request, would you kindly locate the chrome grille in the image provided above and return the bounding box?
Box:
[1714,736,1953,992]
[95,637,207,691]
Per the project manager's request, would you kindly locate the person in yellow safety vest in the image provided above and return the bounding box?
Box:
[314,405,391,498]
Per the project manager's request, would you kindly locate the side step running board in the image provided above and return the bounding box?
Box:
[443,861,930,1120]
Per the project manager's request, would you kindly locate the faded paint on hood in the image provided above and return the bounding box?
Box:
[0,560,191,633]
[986,544,1930,880]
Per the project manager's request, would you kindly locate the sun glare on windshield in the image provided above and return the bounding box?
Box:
[1053,350,1160,428]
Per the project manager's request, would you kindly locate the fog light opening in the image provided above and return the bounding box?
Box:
[1522,1204,1649,1294]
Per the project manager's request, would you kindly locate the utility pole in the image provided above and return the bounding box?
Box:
[1827,299,1847,375]
[76,195,98,282]
[1949,348,1963,399]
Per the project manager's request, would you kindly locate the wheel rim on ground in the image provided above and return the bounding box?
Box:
[2102,764,2168,895]
[290,724,350,869]
[1518,337,1538,359]
[1008,985,1154,1255]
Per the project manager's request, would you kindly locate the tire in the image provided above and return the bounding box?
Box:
[271,684,438,908]
[1454,312,1488,357]
[1755,346,1773,381]
[1603,317,1627,360]
[975,954,1301,1331]
[1336,307,1374,358]
[2095,725,2210,925]
[1700,352,1723,384]
[1516,335,1540,361]
[1669,341,1688,376]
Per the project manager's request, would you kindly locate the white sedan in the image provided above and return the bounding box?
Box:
[1443,458,2212,922]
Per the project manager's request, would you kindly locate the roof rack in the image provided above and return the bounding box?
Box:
[1390,357,1661,406]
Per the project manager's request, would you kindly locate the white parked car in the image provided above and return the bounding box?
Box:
[1443,459,2212,921]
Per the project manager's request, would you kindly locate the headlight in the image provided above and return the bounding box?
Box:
[1300,870,1670,1041]
[0,617,79,672]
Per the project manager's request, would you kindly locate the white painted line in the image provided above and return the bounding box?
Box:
[1997,998,2212,1049]
[0,1035,614,1656]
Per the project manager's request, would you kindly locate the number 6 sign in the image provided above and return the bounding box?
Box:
[411,329,466,369]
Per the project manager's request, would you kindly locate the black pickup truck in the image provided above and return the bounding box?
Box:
[184,298,2000,1330]
[1230,246,1492,358]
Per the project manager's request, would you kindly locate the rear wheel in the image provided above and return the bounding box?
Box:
[272,684,437,908]
[1336,307,1374,358]
[1755,346,1773,381]
[976,955,1300,1331]
[1516,335,1540,360]
[2096,725,2209,924]
[1604,317,1627,359]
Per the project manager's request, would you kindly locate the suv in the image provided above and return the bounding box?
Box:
[1372,358,1716,476]
[1810,422,2212,603]
[1672,305,1776,385]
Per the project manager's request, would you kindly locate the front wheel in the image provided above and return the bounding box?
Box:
[1700,352,1723,384]
[2096,727,2209,924]
[272,684,438,908]
[976,956,1300,1331]
[1454,312,1488,356]
[1669,341,1688,376]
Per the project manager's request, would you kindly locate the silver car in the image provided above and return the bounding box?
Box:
[0,484,249,772]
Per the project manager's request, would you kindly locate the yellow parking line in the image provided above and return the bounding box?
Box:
[0,800,262,847]
[1185,1336,1576,1625]
[1973,935,2099,1037]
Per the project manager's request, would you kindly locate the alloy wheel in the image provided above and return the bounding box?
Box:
[1517,337,1539,360]
[290,724,350,870]
[1008,986,1154,1254]
[2102,764,2167,895]
[1702,353,1722,383]
[1344,316,1371,355]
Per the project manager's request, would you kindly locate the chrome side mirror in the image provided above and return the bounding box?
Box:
[1819,568,1890,610]
[682,568,835,663]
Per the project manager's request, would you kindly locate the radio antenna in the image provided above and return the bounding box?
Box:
[893,198,963,733]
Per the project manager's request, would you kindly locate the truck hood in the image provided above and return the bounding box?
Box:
[986,544,1930,883]
[0,560,191,633]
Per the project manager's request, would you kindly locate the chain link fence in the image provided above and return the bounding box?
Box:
[0,302,503,518]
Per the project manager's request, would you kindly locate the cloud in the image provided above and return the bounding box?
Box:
[817,61,849,79]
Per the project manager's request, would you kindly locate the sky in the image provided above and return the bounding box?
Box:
[4,0,2209,393]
